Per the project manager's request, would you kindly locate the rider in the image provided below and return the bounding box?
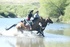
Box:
[24,10,34,30]
[27,10,34,21]
[33,11,40,22]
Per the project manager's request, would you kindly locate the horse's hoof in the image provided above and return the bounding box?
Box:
[41,33,45,37]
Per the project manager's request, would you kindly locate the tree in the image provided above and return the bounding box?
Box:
[39,0,67,18]
[62,0,70,22]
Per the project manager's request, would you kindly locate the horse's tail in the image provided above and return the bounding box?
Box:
[5,24,17,31]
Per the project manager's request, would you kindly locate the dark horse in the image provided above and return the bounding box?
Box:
[6,17,53,37]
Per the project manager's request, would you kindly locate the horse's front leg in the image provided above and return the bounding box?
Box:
[39,31,44,37]
[37,29,45,37]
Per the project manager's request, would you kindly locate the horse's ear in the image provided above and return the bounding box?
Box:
[45,18,53,23]
[40,16,43,19]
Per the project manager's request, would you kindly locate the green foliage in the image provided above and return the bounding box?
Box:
[39,0,67,18]
[0,0,70,23]
[62,0,70,23]
[0,4,38,18]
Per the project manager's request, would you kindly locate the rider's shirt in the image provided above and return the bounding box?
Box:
[34,13,40,18]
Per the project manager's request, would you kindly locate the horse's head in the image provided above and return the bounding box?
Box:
[45,17,53,24]
[32,17,53,31]
[39,17,53,27]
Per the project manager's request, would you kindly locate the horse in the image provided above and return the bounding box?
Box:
[6,17,53,37]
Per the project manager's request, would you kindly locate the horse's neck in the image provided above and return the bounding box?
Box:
[40,19,47,27]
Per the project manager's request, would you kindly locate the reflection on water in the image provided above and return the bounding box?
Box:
[0,35,70,47]
[0,36,16,47]
[16,37,44,47]
[44,41,70,47]
[16,36,70,47]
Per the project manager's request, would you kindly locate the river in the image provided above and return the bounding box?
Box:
[0,18,70,47]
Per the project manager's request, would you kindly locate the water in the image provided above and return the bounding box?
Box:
[0,18,70,47]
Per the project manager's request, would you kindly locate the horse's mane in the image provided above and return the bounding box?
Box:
[40,16,42,19]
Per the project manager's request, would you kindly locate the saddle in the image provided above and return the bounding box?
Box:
[24,19,33,28]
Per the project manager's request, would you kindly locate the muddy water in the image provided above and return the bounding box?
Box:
[0,18,70,47]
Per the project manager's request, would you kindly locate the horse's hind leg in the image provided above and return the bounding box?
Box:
[17,29,23,35]
[20,29,23,33]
